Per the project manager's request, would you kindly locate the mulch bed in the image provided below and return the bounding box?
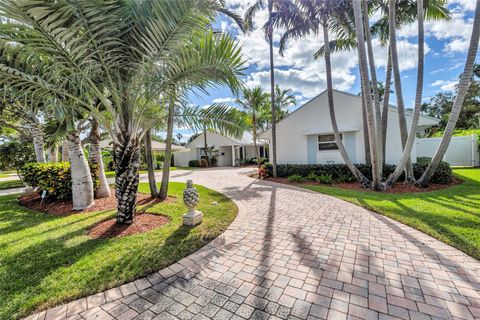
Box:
[253,175,461,193]
[87,212,170,239]
[17,188,176,215]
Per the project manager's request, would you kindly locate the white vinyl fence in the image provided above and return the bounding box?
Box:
[416,134,479,167]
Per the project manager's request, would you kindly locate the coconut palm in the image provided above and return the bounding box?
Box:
[416,0,480,186]
[88,118,111,199]
[236,86,270,167]
[0,0,245,223]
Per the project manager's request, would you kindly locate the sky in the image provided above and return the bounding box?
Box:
[172,0,480,142]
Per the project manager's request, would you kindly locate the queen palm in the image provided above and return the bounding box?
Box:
[0,0,245,223]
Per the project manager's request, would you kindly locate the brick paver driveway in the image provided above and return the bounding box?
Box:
[26,167,480,320]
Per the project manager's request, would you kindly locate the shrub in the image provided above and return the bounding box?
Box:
[265,160,453,184]
[188,160,200,167]
[318,174,333,184]
[305,172,319,182]
[21,162,99,200]
[288,174,304,183]
[414,157,452,184]
[258,164,269,179]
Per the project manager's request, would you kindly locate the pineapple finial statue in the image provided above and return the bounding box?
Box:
[183,180,203,226]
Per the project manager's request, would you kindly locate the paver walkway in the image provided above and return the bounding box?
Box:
[24,167,480,320]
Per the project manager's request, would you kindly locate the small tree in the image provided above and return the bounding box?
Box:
[0,137,35,178]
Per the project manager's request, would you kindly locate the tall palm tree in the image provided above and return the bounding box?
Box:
[353,0,383,189]
[245,0,280,176]
[144,129,159,198]
[270,0,371,186]
[0,0,245,223]
[236,86,270,167]
[416,0,480,186]
[88,118,111,199]
[314,0,449,168]
[387,0,425,185]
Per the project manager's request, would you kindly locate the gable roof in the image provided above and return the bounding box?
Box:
[260,89,440,137]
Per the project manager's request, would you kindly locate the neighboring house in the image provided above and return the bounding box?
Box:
[100,139,186,152]
[174,132,267,167]
[260,90,439,165]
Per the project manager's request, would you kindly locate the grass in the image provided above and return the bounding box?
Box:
[0,182,237,319]
[104,167,183,178]
[0,171,16,178]
[0,180,24,190]
[303,168,480,260]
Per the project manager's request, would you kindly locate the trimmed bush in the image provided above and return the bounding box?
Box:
[414,157,452,184]
[188,160,200,167]
[265,159,453,185]
[21,162,99,200]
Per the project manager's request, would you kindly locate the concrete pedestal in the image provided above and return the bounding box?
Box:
[183,210,203,226]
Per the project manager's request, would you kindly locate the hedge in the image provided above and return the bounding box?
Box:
[21,162,99,200]
[265,157,452,184]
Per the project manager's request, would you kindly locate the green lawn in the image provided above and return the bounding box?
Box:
[0,180,24,190]
[0,182,237,319]
[0,171,16,178]
[304,168,480,260]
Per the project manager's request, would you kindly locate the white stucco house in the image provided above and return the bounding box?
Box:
[260,90,440,165]
[174,131,267,167]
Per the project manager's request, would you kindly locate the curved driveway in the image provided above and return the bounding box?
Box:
[26,167,480,320]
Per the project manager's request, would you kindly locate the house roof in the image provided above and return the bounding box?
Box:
[260,89,440,138]
[186,131,265,148]
[99,139,186,152]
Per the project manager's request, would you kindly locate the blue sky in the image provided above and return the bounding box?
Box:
[173,0,479,142]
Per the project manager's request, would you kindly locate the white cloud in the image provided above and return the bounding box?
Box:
[431,79,458,91]
[212,97,236,104]
[223,0,467,103]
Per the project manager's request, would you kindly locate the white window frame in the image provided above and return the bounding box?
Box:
[318,134,341,151]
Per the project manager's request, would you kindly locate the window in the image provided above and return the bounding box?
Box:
[318,134,341,151]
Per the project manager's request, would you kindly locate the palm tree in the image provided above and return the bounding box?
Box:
[416,0,480,186]
[88,118,111,199]
[387,0,425,185]
[314,0,449,168]
[353,0,383,189]
[144,129,159,198]
[0,0,245,223]
[245,0,280,176]
[236,86,270,167]
[270,0,371,186]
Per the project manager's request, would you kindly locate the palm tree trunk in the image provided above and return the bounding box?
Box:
[203,126,210,166]
[387,0,425,186]
[48,145,58,163]
[32,123,46,163]
[362,0,383,179]
[323,23,370,187]
[389,0,414,181]
[89,118,111,199]
[67,130,94,210]
[144,129,159,197]
[252,111,260,168]
[114,137,141,224]
[268,0,278,177]
[62,140,69,162]
[416,0,480,187]
[361,84,371,165]
[159,89,176,201]
[382,50,392,164]
[352,2,383,190]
